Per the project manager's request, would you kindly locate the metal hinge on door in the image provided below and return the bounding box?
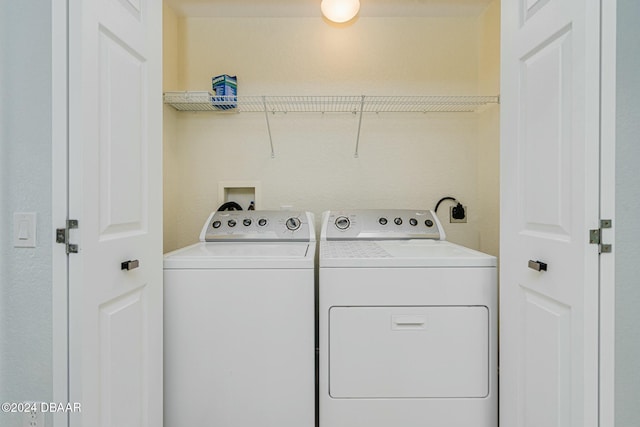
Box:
[589,219,612,253]
[56,219,79,254]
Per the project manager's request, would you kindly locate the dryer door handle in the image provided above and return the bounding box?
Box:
[391,315,426,330]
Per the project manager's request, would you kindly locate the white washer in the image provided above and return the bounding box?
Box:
[164,210,316,427]
[319,209,497,427]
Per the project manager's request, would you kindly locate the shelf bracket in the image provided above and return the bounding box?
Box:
[262,96,275,158]
[354,95,365,158]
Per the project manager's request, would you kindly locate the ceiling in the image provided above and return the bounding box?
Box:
[164,0,495,18]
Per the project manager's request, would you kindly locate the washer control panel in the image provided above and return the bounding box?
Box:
[322,209,444,241]
[201,210,314,242]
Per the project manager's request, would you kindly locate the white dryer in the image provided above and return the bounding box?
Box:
[164,210,316,427]
[319,209,497,427]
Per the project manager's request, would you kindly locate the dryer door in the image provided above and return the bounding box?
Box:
[329,306,489,399]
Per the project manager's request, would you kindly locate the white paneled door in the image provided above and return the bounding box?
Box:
[67,0,162,425]
[500,0,601,426]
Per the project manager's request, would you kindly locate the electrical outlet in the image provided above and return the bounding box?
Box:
[23,403,44,427]
[449,205,467,223]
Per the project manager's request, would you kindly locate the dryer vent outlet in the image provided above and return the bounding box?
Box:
[450,204,467,223]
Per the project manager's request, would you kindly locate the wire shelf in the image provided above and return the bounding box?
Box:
[163,93,499,113]
[163,91,217,111]
[163,92,499,158]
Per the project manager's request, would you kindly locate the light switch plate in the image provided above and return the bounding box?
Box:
[14,212,37,248]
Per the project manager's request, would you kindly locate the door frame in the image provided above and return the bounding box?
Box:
[52,1,164,425]
[49,2,619,427]
[52,0,69,426]
[599,0,617,425]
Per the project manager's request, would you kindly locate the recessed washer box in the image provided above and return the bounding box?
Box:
[218,180,261,211]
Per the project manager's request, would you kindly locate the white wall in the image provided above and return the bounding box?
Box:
[0,0,53,425]
[163,13,501,253]
[615,0,640,424]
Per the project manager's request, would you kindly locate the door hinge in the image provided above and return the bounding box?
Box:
[56,219,79,254]
[589,219,612,253]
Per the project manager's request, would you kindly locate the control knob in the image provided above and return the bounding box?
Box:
[394,217,403,225]
[379,217,388,225]
[227,219,237,227]
[409,218,418,226]
[258,218,268,227]
[335,216,350,230]
[243,218,252,227]
[425,219,434,227]
[212,220,221,229]
[286,217,301,231]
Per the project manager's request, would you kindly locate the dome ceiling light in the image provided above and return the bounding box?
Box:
[321,0,360,23]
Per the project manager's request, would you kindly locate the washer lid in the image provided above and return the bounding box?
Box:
[320,239,496,268]
[164,242,315,269]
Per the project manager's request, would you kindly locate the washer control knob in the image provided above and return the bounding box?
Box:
[335,216,351,230]
[379,217,388,225]
[425,219,434,227]
[286,217,301,231]
[243,218,252,227]
[258,218,268,227]
[394,217,403,225]
[409,218,418,226]
[212,220,221,229]
[228,219,237,227]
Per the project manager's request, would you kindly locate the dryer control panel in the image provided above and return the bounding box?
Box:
[321,209,445,241]
[201,210,315,242]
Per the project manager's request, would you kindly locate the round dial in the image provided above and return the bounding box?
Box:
[425,219,434,227]
[286,217,301,231]
[335,216,351,230]
[394,217,403,225]
[409,218,418,226]
[379,217,388,225]
[227,219,237,227]
[243,218,252,227]
[212,220,221,229]
[257,218,268,227]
